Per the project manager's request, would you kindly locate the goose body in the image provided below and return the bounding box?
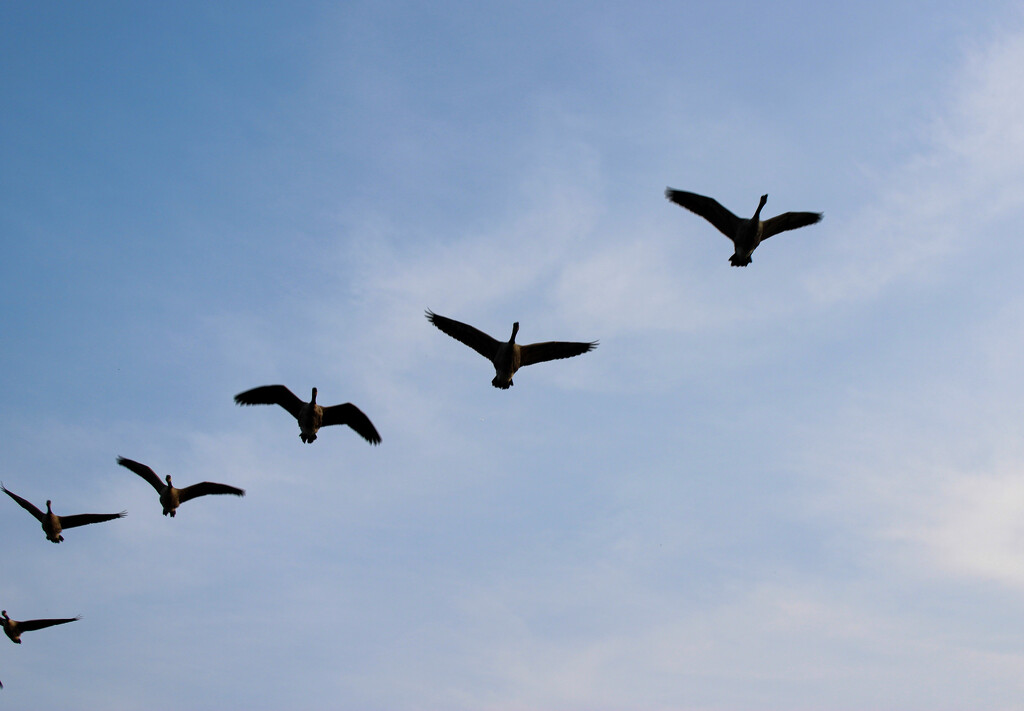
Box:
[665,188,822,266]
[426,311,598,389]
[1,484,125,543]
[2,610,79,644]
[117,457,244,517]
[234,386,381,445]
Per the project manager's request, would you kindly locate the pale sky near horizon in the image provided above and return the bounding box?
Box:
[4,2,1024,709]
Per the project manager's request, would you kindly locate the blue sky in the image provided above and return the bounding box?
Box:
[3,1,1024,708]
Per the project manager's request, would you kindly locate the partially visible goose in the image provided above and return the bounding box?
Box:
[1,484,125,543]
[234,386,381,445]
[2,610,79,644]
[117,457,244,517]
[665,188,822,266]
[426,310,598,389]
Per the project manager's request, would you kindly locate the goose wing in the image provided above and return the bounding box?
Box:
[0,485,45,523]
[520,340,598,367]
[321,403,382,445]
[665,188,742,238]
[760,211,823,240]
[177,482,246,504]
[16,616,80,633]
[426,311,501,360]
[116,457,165,493]
[234,385,305,420]
[58,510,127,530]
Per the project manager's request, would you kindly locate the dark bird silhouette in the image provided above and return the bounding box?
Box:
[1,483,125,543]
[665,188,822,266]
[117,457,244,517]
[233,386,381,445]
[425,310,598,389]
[2,610,79,644]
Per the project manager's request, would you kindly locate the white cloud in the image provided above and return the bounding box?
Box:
[897,467,1024,586]
[794,356,1024,592]
[805,24,1024,304]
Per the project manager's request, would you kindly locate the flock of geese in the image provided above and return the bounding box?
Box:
[1,188,822,690]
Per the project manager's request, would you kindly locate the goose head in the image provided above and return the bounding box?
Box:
[165,475,173,487]
[509,322,519,344]
[310,387,318,404]
[755,194,768,217]
[46,500,53,513]
[1,611,8,621]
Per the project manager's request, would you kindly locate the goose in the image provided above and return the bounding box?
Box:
[1,484,125,543]
[233,386,381,445]
[425,310,598,389]
[665,188,822,266]
[116,457,244,517]
[2,610,79,644]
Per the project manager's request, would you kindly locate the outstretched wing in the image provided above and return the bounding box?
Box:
[665,188,741,239]
[233,385,304,420]
[177,482,246,504]
[0,485,45,523]
[59,511,127,530]
[17,616,80,633]
[760,211,823,240]
[321,403,382,445]
[520,340,598,367]
[116,457,164,493]
[426,310,501,360]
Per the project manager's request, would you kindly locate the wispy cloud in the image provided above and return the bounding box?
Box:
[804,23,1024,304]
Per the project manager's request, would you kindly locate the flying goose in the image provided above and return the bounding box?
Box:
[117,457,244,517]
[425,310,598,389]
[1,484,125,543]
[233,386,381,445]
[2,610,79,644]
[665,188,822,266]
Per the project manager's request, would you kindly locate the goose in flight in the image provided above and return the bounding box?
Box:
[117,457,244,517]
[426,310,598,389]
[1,484,125,543]
[2,610,79,644]
[233,386,381,445]
[665,188,822,266]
